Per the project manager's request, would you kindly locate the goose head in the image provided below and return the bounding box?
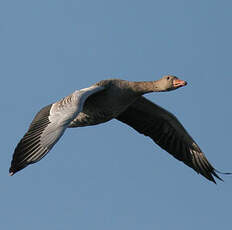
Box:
[156,75,187,92]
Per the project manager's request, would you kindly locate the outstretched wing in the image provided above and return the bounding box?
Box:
[116,96,222,183]
[10,85,105,175]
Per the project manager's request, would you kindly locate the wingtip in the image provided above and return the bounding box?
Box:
[213,169,232,183]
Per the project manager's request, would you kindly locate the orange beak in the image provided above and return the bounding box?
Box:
[173,79,187,88]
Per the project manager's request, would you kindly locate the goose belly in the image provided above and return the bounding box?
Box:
[68,90,137,127]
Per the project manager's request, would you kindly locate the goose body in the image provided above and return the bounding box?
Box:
[69,79,142,127]
[10,76,227,183]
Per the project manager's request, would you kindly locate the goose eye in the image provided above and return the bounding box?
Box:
[167,76,170,80]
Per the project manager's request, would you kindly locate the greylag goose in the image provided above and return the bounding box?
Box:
[10,75,228,183]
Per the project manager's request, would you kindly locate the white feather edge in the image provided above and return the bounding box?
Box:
[39,85,105,148]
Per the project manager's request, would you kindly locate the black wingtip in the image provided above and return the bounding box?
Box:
[9,161,27,176]
[214,169,232,175]
[214,169,232,183]
[9,166,17,176]
[210,169,223,182]
[208,168,232,184]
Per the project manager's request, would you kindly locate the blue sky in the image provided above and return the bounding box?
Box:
[1,0,232,229]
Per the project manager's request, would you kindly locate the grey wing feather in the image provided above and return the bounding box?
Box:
[116,96,222,183]
[10,85,105,175]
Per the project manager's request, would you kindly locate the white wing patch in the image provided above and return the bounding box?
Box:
[10,85,105,175]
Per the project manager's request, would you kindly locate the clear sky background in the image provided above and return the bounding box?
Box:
[1,0,232,229]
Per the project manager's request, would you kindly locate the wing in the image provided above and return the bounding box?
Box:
[116,96,222,183]
[10,85,105,175]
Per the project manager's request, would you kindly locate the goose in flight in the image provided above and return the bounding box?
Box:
[9,75,228,183]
